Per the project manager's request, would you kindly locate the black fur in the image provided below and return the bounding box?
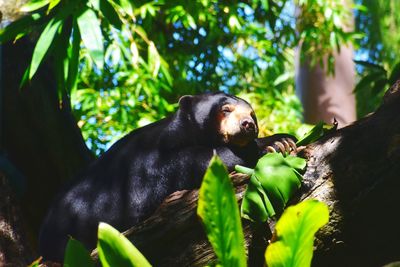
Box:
[39,92,295,261]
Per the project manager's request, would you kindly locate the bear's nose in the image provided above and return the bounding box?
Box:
[241,118,255,132]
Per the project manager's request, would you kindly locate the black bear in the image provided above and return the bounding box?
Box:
[39,92,296,261]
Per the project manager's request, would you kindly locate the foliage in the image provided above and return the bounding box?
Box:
[197,155,247,267]
[97,222,152,267]
[61,222,151,267]
[198,155,327,267]
[296,120,337,146]
[64,238,94,267]
[236,152,306,222]
[0,0,360,154]
[265,199,329,267]
[296,0,360,74]
[354,0,400,117]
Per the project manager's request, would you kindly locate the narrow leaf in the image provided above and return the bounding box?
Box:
[265,200,329,267]
[0,13,42,43]
[77,8,104,69]
[67,20,81,93]
[197,155,247,267]
[148,41,160,77]
[64,238,95,267]
[97,222,152,267]
[29,17,63,79]
[48,0,61,11]
[296,122,324,146]
[20,0,49,12]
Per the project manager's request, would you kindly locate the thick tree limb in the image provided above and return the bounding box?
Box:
[120,81,400,267]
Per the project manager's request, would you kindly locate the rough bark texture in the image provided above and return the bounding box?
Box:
[0,172,35,266]
[114,81,400,267]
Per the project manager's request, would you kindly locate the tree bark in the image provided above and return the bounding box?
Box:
[1,37,93,260]
[0,171,35,266]
[114,81,400,267]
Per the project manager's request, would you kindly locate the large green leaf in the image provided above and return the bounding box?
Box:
[97,222,152,267]
[197,155,247,267]
[29,17,63,79]
[241,174,274,222]
[237,153,306,222]
[64,238,95,267]
[77,8,104,69]
[265,200,329,267]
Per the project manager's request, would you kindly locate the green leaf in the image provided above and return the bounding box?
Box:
[67,20,81,93]
[48,0,61,12]
[253,153,304,214]
[353,71,386,93]
[148,41,160,77]
[265,200,329,267]
[389,62,400,85]
[77,8,104,69]
[296,122,324,146]
[20,0,49,12]
[0,13,42,43]
[197,155,247,267]
[99,0,123,29]
[241,175,274,222]
[29,17,63,79]
[64,238,95,267]
[97,222,152,267]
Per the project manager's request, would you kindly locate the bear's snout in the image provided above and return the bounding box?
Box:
[240,118,256,133]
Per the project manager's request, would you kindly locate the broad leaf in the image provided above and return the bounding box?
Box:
[29,17,63,79]
[241,175,274,222]
[237,153,306,222]
[197,155,247,267]
[97,222,152,267]
[64,238,95,267]
[265,200,329,267]
[77,8,104,69]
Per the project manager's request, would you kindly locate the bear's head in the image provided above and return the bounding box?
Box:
[178,92,258,147]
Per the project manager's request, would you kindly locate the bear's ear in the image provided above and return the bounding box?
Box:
[178,95,193,111]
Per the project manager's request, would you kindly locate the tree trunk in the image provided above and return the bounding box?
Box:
[295,0,356,128]
[111,81,400,267]
[0,171,35,266]
[1,33,93,267]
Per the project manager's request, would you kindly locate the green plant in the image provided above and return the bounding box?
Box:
[265,200,329,267]
[198,154,328,267]
[197,155,247,267]
[62,222,151,267]
[236,152,306,222]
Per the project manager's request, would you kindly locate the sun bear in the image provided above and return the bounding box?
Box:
[39,92,296,261]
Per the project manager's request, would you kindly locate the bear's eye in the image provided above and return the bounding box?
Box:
[221,105,233,113]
